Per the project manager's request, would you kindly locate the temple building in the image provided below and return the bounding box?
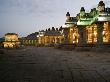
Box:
[37,30,45,46]
[20,32,38,46]
[3,33,20,48]
[63,1,110,47]
[63,12,78,44]
[38,27,64,46]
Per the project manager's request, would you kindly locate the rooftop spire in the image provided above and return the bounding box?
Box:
[80,7,85,12]
[98,1,105,6]
[66,12,70,16]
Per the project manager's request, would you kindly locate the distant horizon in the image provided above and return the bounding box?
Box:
[0,25,63,38]
[0,0,110,38]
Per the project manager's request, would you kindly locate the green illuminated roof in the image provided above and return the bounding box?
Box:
[64,1,110,27]
[77,20,92,25]
[77,12,98,25]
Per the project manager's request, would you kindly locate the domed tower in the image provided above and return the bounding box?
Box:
[66,12,70,21]
[97,1,105,12]
[80,7,85,18]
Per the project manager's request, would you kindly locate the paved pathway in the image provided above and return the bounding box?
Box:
[0,46,110,82]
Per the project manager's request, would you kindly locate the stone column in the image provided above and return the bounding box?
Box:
[55,37,57,44]
[83,27,87,44]
[97,22,103,45]
[108,22,110,44]
[63,28,70,44]
[59,36,61,44]
[77,26,87,46]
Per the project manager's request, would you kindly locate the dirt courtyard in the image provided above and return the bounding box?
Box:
[0,46,110,82]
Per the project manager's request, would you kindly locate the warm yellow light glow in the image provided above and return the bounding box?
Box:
[103,22,109,43]
[86,24,97,43]
[3,34,20,48]
[69,27,79,44]
[70,28,73,31]
[5,35,19,42]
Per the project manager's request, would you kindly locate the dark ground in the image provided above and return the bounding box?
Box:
[0,46,110,82]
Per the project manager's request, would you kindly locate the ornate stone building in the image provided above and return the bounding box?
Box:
[20,32,38,46]
[38,27,64,46]
[63,1,110,47]
[3,33,20,48]
[37,30,46,46]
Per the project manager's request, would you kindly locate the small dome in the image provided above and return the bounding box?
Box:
[66,12,70,16]
[80,7,85,12]
[98,1,105,6]
[106,7,110,12]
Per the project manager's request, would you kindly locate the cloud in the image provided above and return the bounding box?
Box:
[0,0,110,37]
[104,0,110,7]
[0,0,63,15]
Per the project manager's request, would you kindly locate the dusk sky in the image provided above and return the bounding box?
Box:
[0,0,110,37]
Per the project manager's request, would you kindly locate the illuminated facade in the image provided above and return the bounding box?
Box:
[38,27,64,46]
[63,1,110,46]
[38,30,45,46]
[3,33,20,48]
[20,32,38,46]
[63,12,79,44]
